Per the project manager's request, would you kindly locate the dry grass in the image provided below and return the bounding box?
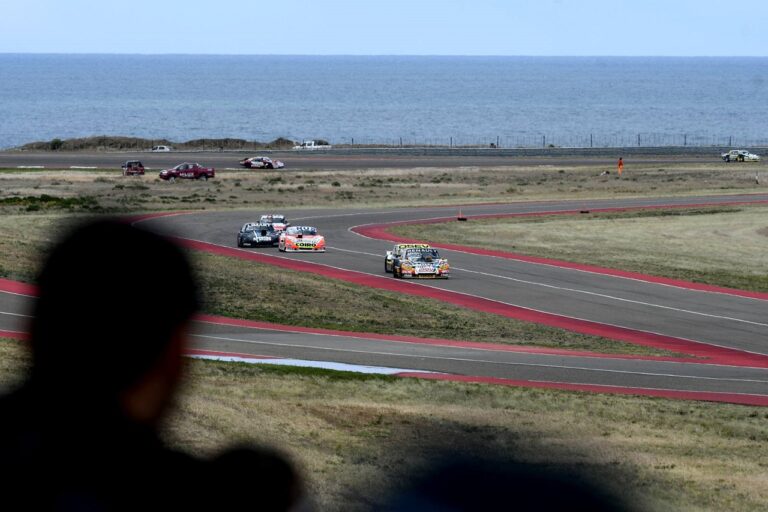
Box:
[394,205,768,292]
[1,339,766,511]
[1,162,766,213]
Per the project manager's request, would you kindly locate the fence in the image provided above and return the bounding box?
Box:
[330,133,768,149]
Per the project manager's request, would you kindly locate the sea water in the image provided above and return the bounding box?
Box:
[0,54,766,149]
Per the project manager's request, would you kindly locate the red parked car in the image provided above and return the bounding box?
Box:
[159,162,215,181]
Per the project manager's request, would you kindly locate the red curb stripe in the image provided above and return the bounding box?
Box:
[197,313,701,363]
[353,201,768,301]
[0,330,28,340]
[0,279,37,296]
[180,238,768,368]
[395,372,768,407]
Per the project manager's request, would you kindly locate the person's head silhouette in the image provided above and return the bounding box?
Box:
[29,218,199,424]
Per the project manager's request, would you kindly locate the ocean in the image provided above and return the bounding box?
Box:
[0,54,767,150]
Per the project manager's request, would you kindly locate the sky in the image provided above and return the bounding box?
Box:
[1,0,767,56]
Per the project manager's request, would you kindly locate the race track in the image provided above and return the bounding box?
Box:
[2,193,767,405]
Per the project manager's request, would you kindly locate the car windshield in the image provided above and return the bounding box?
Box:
[405,249,440,261]
[289,227,317,235]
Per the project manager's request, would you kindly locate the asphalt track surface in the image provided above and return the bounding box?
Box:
[0,149,725,171]
[1,193,767,405]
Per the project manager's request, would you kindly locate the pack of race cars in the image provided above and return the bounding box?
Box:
[236,214,326,252]
[236,220,450,279]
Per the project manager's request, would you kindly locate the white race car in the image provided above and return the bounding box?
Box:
[239,156,285,169]
[259,214,289,232]
[721,149,760,162]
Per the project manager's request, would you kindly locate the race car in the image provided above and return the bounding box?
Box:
[384,243,432,273]
[391,247,449,279]
[237,223,280,247]
[721,149,761,162]
[278,226,326,252]
[239,156,285,169]
[259,214,290,232]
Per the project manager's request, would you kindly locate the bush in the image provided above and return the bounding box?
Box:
[50,138,63,151]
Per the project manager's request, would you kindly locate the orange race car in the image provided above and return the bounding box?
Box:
[278,226,326,252]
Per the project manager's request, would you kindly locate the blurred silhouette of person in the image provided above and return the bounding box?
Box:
[0,219,303,511]
[617,157,624,177]
[380,454,631,511]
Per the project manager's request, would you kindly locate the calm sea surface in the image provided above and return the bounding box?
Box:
[0,55,767,149]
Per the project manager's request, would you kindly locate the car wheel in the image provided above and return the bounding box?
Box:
[200,174,208,181]
[169,176,176,183]
[385,259,392,273]
[725,156,730,163]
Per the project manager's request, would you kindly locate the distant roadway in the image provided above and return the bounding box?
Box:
[0,148,727,171]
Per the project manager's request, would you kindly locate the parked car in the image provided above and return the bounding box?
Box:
[292,140,332,150]
[237,222,280,247]
[151,145,172,152]
[721,149,760,162]
[239,156,285,169]
[159,162,215,181]
[121,160,145,176]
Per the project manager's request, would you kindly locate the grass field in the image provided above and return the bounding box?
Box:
[1,162,767,510]
[0,161,766,213]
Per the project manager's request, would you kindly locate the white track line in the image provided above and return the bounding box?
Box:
[192,333,768,386]
[328,246,768,328]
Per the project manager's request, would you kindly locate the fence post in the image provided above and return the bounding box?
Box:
[637,134,641,147]
[450,137,452,148]
[542,135,546,148]
[684,134,687,146]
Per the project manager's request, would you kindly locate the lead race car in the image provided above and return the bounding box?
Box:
[278,226,326,252]
[384,243,432,273]
[237,222,280,247]
[391,247,450,279]
[259,214,289,232]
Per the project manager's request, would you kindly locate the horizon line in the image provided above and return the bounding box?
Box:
[1,52,766,58]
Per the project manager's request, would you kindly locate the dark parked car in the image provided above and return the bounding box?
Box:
[159,162,215,181]
[121,160,145,176]
[237,222,280,247]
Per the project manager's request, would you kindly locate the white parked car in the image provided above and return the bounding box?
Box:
[292,140,332,150]
[151,145,172,152]
[721,149,760,162]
